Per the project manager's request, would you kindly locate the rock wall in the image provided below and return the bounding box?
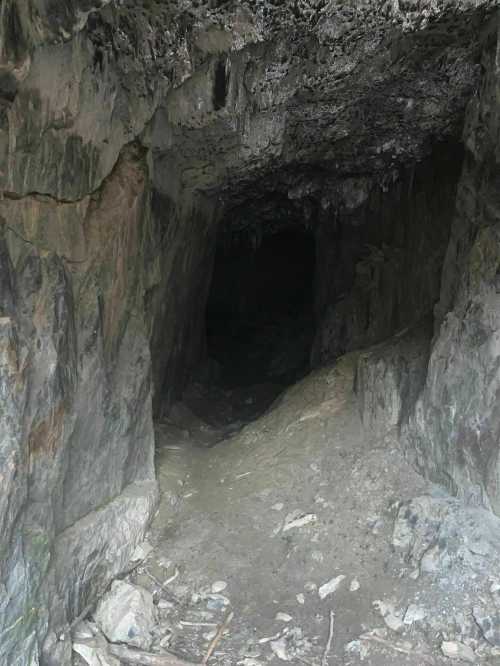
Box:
[403,28,500,513]
[312,148,463,365]
[355,319,433,441]
[0,145,160,664]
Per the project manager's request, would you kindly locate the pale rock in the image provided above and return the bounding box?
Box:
[373,600,404,632]
[275,612,293,623]
[349,579,360,592]
[441,641,476,663]
[270,637,291,661]
[296,594,305,605]
[272,503,284,511]
[211,581,228,593]
[283,512,317,532]
[94,580,156,650]
[72,638,120,666]
[318,575,346,600]
[403,604,427,625]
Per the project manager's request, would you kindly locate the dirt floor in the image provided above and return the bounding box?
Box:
[113,353,500,665]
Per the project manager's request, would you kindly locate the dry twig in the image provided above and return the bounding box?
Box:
[202,610,234,664]
[321,610,335,666]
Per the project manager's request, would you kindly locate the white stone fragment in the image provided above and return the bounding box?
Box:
[373,600,404,632]
[270,637,291,661]
[272,503,284,511]
[94,580,156,650]
[296,593,305,605]
[349,579,360,592]
[275,612,293,623]
[72,638,120,666]
[318,575,346,600]
[211,580,228,593]
[283,512,317,532]
[441,640,476,663]
[403,604,426,625]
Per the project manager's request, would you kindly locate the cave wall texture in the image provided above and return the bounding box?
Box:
[1,0,500,663]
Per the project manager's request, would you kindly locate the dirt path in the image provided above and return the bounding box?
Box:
[129,355,499,665]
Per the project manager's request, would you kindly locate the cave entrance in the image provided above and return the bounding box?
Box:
[199,226,316,418]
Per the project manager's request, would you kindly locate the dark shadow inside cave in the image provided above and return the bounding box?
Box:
[206,227,316,390]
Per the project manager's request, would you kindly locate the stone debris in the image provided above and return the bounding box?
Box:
[282,511,317,532]
[72,622,120,666]
[268,628,314,663]
[211,581,228,593]
[318,575,346,600]
[296,594,305,605]
[349,579,360,592]
[403,604,426,625]
[94,580,156,650]
[441,640,476,663]
[72,638,120,666]
[373,600,404,632]
[270,637,290,661]
[393,495,500,578]
[206,593,230,611]
[272,503,284,511]
[275,612,293,623]
[472,606,500,647]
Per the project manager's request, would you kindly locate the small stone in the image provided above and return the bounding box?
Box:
[318,575,346,600]
[206,593,230,611]
[441,641,476,663]
[275,612,292,622]
[203,629,218,641]
[304,581,317,592]
[272,503,284,511]
[373,600,404,633]
[403,604,426,625]
[270,637,291,661]
[283,512,317,532]
[349,579,360,592]
[72,638,120,666]
[94,580,156,650]
[211,581,228,593]
[296,593,305,605]
[409,569,420,580]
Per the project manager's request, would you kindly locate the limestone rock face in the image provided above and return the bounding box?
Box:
[402,36,500,513]
[355,320,432,440]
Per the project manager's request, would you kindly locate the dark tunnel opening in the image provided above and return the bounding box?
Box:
[206,227,317,391]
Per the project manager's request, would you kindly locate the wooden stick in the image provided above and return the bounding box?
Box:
[321,610,335,666]
[202,610,234,664]
[108,643,200,666]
